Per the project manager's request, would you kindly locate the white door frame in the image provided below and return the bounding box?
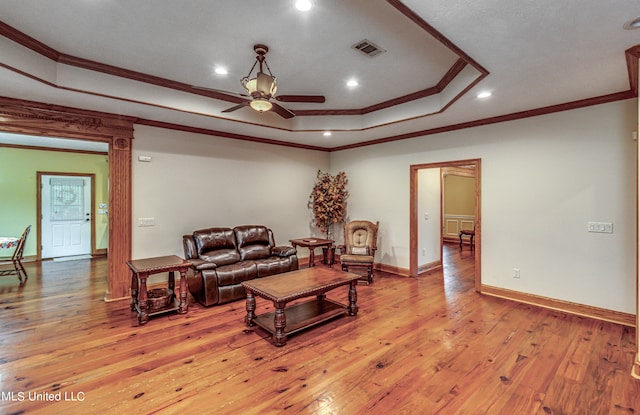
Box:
[37,172,96,260]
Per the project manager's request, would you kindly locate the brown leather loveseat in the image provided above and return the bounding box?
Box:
[183,225,298,306]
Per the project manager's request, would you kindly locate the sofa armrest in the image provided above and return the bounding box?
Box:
[188,258,218,271]
[271,245,297,257]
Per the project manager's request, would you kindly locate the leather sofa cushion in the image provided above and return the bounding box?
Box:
[193,228,240,266]
[215,261,257,286]
[218,284,248,305]
[254,257,293,278]
[235,225,271,260]
[271,245,297,257]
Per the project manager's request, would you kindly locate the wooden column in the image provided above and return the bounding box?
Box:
[107,136,133,300]
[626,45,640,379]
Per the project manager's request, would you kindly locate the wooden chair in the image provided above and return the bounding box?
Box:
[338,220,379,285]
[459,229,475,250]
[0,225,31,282]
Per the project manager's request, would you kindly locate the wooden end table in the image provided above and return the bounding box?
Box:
[242,267,360,346]
[289,238,335,267]
[127,255,190,325]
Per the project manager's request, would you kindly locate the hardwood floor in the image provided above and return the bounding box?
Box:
[0,245,638,414]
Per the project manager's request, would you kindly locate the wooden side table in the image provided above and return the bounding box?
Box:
[127,255,190,325]
[289,238,335,267]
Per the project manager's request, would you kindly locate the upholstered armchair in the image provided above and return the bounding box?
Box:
[338,220,379,285]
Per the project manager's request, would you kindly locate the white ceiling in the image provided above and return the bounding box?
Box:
[0,0,639,150]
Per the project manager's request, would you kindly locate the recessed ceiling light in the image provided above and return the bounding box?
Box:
[214,67,228,75]
[295,0,312,11]
[323,131,332,137]
[476,91,492,99]
[346,79,359,87]
[624,17,640,30]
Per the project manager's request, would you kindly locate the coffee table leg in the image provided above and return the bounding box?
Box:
[348,280,358,316]
[273,302,287,346]
[245,291,256,326]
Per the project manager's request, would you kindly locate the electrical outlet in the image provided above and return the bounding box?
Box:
[513,268,520,278]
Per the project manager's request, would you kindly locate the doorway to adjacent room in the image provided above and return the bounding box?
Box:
[409,159,481,291]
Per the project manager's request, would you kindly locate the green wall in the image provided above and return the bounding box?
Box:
[0,147,109,257]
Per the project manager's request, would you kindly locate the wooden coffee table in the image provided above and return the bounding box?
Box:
[242,267,361,346]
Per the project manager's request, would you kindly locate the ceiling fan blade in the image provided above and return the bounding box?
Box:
[191,85,249,103]
[222,101,251,113]
[275,95,326,103]
[270,102,295,119]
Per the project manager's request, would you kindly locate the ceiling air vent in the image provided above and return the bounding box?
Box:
[351,39,386,57]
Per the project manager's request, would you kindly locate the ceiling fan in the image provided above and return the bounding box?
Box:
[220,44,325,119]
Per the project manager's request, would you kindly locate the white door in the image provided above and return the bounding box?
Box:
[41,175,92,259]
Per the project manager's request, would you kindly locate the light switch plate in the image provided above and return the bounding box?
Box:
[138,217,155,227]
[587,222,613,233]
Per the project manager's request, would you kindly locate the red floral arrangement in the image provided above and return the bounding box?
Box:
[308,170,348,237]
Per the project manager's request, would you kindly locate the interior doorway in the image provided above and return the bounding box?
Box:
[409,159,481,291]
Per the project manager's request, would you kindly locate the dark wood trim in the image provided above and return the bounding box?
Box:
[134,119,329,152]
[295,59,470,117]
[0,21,59,60]
[36,172,96,260]
[330,91,634,151]
[0,142,107,155]
[482,284,636,328]
[0,4,487,117]
[0,96,134,301]
[57,53,245,104]
[385,0,489,75]
[410,159,481,292]
[625,45,640,96]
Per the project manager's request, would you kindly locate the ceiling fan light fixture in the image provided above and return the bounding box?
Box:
[250,98,273,112]
[242,73,277,97]
[242,77,257,94]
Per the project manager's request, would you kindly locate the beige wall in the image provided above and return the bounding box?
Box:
[417,168,441,268]
[130,125,330,259]
[444,174,475,216]
[330,99,637,314]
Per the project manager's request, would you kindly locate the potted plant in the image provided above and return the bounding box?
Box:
[308,170,348,240]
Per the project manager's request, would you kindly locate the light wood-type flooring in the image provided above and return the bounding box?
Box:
[0,244,638,414]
